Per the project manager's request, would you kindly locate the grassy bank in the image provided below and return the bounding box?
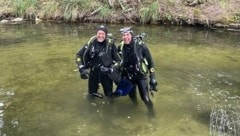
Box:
[0,0,240,28]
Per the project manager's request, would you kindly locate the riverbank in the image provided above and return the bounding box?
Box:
[1,0,240,30]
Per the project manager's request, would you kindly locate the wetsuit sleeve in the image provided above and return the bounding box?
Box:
[76,44,88,67]
[142,44,155,73]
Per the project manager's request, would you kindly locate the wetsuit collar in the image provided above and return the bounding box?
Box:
[97,39,107,45]
[124,40,134,48]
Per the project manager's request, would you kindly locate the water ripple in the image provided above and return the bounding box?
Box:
[0,88,15,135]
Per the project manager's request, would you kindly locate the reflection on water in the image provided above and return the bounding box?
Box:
[0,88,15,136]
[0,23,239,136]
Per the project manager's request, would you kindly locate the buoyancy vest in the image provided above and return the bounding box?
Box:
[82,35,115,67]
[119,37,149,75]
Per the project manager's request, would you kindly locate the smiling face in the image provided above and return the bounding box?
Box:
[122,32,132,45]
[96,30,106,43]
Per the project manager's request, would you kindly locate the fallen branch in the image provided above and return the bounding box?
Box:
[121,11,136,24]
[90,7,102,16]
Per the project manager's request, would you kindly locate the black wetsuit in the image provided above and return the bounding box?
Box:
[121,39,155,105]
[76,38,121,97]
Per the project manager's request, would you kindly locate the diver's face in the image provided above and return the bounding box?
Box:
[122,32,132,45]
[96,30,106,43]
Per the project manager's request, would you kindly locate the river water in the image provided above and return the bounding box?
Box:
[0,22,239,136]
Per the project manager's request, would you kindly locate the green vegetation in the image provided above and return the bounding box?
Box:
[219,0,226,8]
[0,0,240,28]
[99,5,112,21]
[59,0,98,21]
[14,0,38,17]
[139,1,159,24]
[40,1,58,20]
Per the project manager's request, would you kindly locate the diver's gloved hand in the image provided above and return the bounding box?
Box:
[100,66,113,74]
[79,65,88,79]
[149,73,158,91]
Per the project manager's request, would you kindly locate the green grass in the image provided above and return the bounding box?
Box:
[139,1,159,24]
[99,5,112,21]
[13,0,38,17]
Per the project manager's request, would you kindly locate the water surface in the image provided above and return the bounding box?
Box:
[0,23,240,136]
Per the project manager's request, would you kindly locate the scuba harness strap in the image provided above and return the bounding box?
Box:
[82,36,96,67]
[133,37,149,75]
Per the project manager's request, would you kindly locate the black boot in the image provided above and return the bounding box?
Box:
[89,92,103,98]
[145,100,155,117]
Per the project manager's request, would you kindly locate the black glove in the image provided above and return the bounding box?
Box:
[79,65,88,79]
[100,66,113,74]
[149,74,157,91]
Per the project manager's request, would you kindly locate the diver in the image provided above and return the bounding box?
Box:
[75,25,121,98]
[118,27,158,111]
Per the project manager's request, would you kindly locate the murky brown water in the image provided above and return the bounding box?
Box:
[0,22,239,136]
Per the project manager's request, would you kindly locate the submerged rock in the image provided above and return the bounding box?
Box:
[11,17,23,22]
[0,19,9,24]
